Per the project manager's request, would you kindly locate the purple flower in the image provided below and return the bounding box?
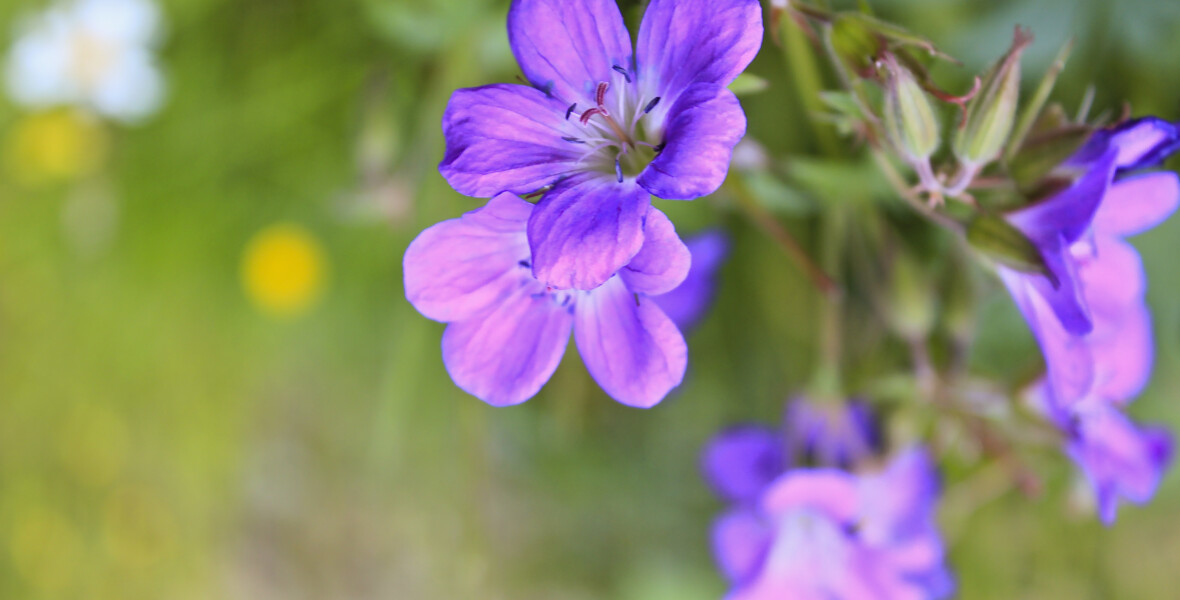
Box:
[1064,398,1173,525]
[651,229,729,330]
[439,0,762,291]
[403,192,691,408]
[715,448,953,600]
[1000,117,1180,407]
[701,399,881,506]
[784,396,883,469]
[1028,387,1174,525]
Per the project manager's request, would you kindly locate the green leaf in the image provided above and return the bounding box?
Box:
[728,73,770,97]
[966,214,1055,282]
[1008,125,1092,193]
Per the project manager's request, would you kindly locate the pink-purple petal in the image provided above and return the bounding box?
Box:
[713,508,773,584]
[619,207,691,296]
[439,84,582,198]
[1093,172,1180,238]
[638,83,748,200]
[636,0,763,105]
[573,277,687,408]
[701,424,785,503]
[1007,149,1117,244]
[441,283,574,407]
[507,0,633,106]
[999,270,1094,409]
[528,176,651,290]
[759,470,859,522]
[652,230,729,330]
[403,193,533,322]
[1067,401,1174,524]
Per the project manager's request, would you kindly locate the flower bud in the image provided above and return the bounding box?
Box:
[882,57,941,166]
[953,28,1033,169]
[884,249,938,341]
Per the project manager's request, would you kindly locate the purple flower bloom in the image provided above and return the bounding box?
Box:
[439,0,762,291]
[784,396,883,469]
[700,400,944,595]
[1065,399,1173,525]
[701,399,881,505]
[716,448,953,600]
[403,192,691,408]
[1030,388,1174,525]
[1000,117,1180,407]
[651,229,729,330]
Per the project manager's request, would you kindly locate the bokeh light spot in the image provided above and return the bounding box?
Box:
[241,223,328,318]
[3,110,107,184]
[10,506,82,594]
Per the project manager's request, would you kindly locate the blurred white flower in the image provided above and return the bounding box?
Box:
[4,0,165,123]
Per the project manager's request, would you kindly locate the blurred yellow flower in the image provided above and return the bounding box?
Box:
[3,109,107,184]
[10,505,82,594]
[241,223,328,318]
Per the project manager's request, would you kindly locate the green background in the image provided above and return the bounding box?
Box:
[1,0,1179,598]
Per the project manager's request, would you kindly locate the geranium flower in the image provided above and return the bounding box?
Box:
[709,448,953,600]
[999,117,1180,406]
[439,0,762,290]
[4,0,165,123]
[403,192,690,407]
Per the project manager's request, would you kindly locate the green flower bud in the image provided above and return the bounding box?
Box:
[885,250,937,341]
[953,28,1033,169]
[882,56,941,165]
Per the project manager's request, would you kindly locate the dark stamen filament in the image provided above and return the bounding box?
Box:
[562,136,585,144]
[644,97,661,113]
[615,158,623,183]
[611,65,632,83]
[565,103,577,120]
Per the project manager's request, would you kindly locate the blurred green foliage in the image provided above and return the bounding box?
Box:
[0,0,1178,598]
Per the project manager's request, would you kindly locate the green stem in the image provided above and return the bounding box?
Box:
[781,12,841,156]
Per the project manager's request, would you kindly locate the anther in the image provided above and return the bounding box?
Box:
[611,65,632,83]
[615,158,624,183]
[562,136,585,144]
[518,259,531,268]
[565,103,577,120]
[644,97,661,114]
[654,142,666,154]
[579,107,604,125]
[595,82,609,107]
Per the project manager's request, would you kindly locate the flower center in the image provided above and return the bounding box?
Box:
[560,68,665,183]
[517,257,578,310]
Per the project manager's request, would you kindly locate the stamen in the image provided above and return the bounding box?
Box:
[654,142,666,154]
[611,65,632,83]
[565,103,577,120]
[615,158,623,183]
[579,107,605,125]
[644,97,661,113]
[595,82,609,107]
[518,259,531,268]
[562,136,585,144]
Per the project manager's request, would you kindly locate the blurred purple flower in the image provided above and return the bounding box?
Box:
[1000,117,1180,408]
[701,398,882,506]
[714,448,953,600]
[403,192,690,408]
[439,0,761,291]
[652,230,729,331]
[784,397,883,470]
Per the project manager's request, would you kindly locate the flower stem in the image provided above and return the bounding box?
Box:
[728,176,841,300]
[780,10,841,156]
